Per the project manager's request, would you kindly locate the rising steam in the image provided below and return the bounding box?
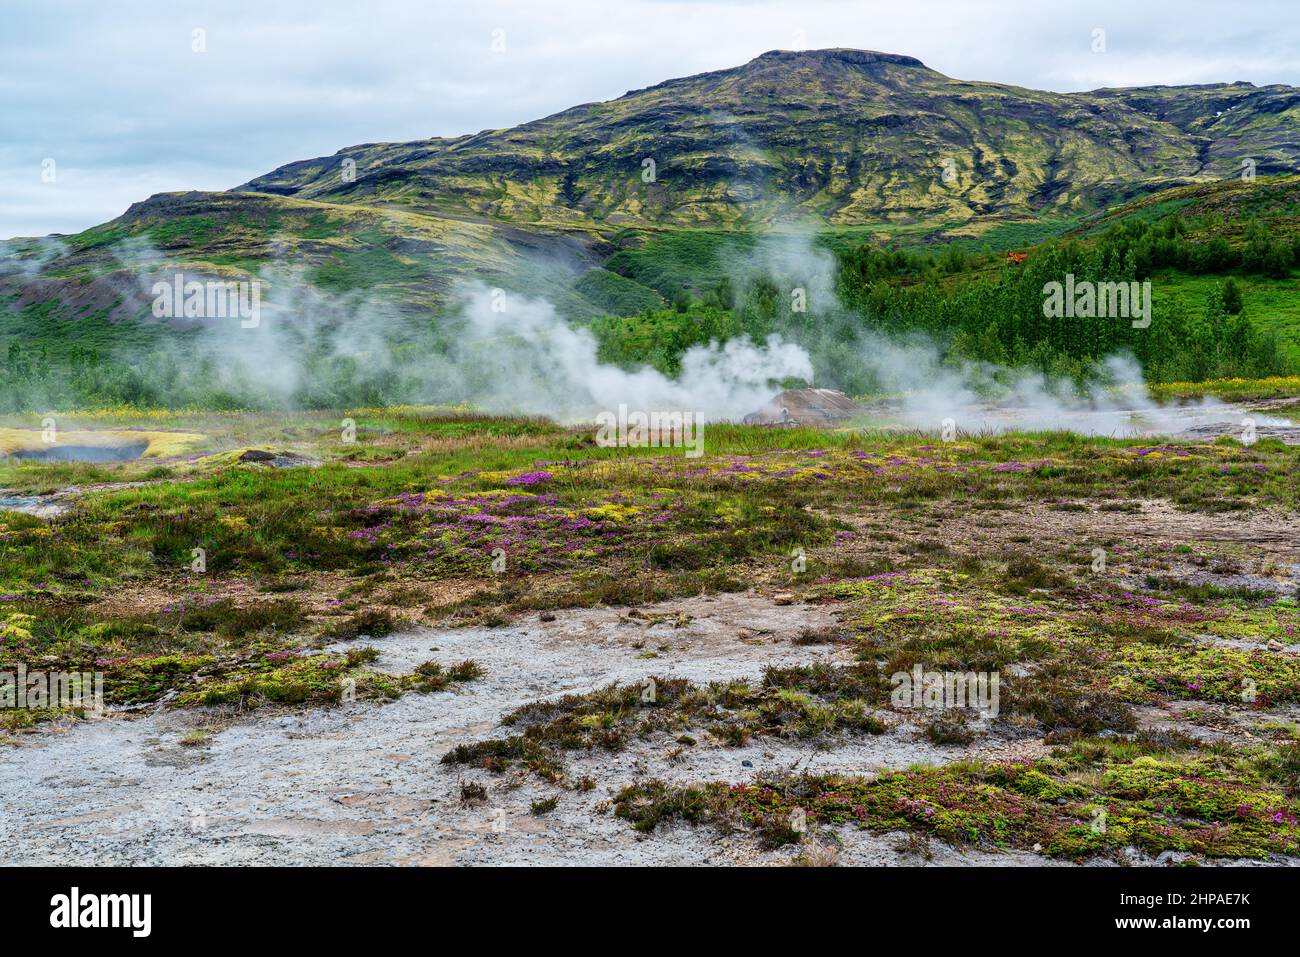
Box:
[0,219,1278,439]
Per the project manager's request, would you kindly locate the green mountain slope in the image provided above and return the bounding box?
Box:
[0,189,611,327]
[241,49,1300,234]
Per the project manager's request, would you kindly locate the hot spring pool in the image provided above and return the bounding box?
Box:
[5,442,149,463]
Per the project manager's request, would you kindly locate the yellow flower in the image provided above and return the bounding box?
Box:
[1,612,35,641]
[583,503,642,522]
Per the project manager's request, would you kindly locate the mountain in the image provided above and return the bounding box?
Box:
[2,49,1298,334]
[240,48,1300,231]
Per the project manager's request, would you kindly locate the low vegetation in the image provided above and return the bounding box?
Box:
[2,401,1298,863]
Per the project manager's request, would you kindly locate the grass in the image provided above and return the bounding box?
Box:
[1149,376,1300,401]
[604,231,757,298]
[3,409,1297,605]
[310,228,434,292]
[573,268,666,315]
[1150,269,1300,364]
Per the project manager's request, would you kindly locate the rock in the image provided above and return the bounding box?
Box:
[743,388,863,426]
[773,592,796,605]
[237,449,321,468]
[1267,639,1284,651]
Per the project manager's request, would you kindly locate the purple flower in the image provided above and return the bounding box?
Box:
[507,471,554,486]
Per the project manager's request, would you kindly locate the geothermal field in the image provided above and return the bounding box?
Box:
[2,386,1299,867]
[4,5,1300,911]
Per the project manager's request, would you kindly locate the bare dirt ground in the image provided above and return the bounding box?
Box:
[2,593,1064,866]
[836,497,1300,596]
[5,495,1296,866]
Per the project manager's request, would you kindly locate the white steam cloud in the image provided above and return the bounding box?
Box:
[2,221,1283,441]
[449,281,811,421]
[718,229,1278,438]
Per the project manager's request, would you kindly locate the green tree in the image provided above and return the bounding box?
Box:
[1221,277,1243,315]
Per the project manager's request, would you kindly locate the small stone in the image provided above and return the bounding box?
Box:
[1267,639,1284,652]
[773,592,796,606]
[741,760,753,767]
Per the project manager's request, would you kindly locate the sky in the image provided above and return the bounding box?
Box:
[2,0,1297,239]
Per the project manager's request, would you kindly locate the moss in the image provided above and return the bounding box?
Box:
[441,667,889,780]
[614,742,1300,860]
[530,796,559,815]
[1110,644,1300,707]
[174,653,481,709]
[104,654,217,705]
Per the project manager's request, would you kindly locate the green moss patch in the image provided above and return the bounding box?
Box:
[614,737,1300,860]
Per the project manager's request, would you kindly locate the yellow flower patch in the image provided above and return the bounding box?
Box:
[582,503,642,522]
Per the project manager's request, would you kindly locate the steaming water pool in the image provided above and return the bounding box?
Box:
[864,397,1300,443]
[0,495,64,517]
[4,442,149,463]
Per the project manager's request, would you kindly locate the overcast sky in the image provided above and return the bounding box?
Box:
[2,0,1296,239]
